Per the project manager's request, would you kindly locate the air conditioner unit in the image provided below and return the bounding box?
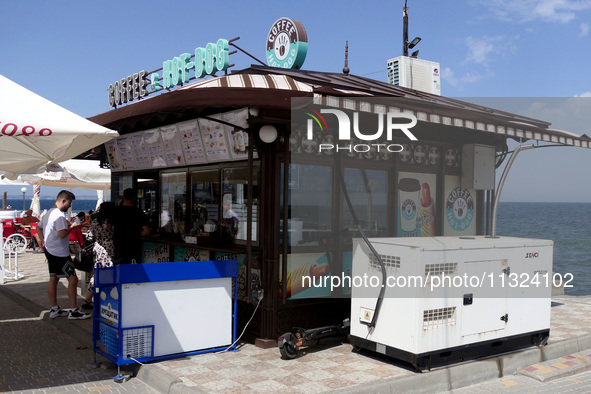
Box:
[387,56,441,95]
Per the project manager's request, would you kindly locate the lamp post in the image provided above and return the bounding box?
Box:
[21,187,27,211]
[402,1,421,57]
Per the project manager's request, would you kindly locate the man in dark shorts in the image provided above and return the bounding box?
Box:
[37,190,90,320]
[112,188,150,264]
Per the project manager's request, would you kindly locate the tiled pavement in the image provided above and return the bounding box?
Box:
[3,250,591,393]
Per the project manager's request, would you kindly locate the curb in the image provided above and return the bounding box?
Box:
[136,364,206,394]
[336,333,591,394]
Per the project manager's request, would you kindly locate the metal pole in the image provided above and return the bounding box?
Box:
[21,187,27,211]
[403,3,409,56]
[490,144,534,237]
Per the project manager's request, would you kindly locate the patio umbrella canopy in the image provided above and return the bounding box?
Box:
[0,74,118,175]
[0,159,111,191]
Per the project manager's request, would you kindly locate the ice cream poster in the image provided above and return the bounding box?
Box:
[397,172,437,237]
[282,253,332,299]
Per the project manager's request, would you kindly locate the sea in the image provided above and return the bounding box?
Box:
[495,202,591,296]
[3,198,99,216]
[3,199,590,295]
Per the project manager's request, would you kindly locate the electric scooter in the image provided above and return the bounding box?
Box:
[278,318,350,359]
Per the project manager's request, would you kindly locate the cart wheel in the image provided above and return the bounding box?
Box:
[5,234,27,254]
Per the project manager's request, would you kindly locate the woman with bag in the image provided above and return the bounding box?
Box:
[81,202,115,310]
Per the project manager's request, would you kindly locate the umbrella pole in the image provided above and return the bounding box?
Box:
[1,224,4,284]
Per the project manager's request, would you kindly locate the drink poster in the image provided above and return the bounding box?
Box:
[144,128,167,167]
[199,115,230,162]
[443,175,477,236]
[104,140,122,171]
[115,136,136,171]
[397,172,437,237]
[160,125,186,167]
[178,120,207,165]
[130,132,152,169]
[223,109,250,160]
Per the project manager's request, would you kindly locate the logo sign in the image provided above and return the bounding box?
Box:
[107,39,230,108]
[446,187,474,231]
[100,303,119,325]
[266,17,308,69]
[305,108,418,153]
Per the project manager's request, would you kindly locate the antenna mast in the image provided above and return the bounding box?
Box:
[403,0,409,56]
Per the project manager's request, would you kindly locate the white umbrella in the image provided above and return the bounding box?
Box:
[30,184,41,218]
[0,74,118,175]
[0,160,111,190]
[96,189,105,210]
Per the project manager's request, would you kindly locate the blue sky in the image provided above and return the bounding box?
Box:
[1,0,591,201]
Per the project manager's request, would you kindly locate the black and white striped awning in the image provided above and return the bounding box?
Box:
[90,66,591,149]
[311,94,591,149]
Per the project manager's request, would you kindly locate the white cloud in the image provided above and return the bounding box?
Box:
[580,22,590,36]
[575,91,591,97]
[465,36,504,64]
[480,0,591,23]
[463,36,517,66]
[442,67,492,88]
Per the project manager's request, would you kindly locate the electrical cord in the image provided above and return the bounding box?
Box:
[219,296,262,353]
[333,149,387,329]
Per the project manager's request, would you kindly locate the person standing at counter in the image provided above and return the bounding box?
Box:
[36,190,90,320]
[112,188,150,264]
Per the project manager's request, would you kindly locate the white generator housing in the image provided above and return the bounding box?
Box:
[350,236,553,370]
[387,56,441,95]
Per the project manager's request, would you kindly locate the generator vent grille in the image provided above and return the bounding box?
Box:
[423,307,456,329]
[425,263,457,277]
[369,254,400,270]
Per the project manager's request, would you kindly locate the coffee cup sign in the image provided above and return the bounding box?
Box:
[266,17,308,69]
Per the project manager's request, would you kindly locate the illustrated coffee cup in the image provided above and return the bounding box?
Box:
[398,178,421,232]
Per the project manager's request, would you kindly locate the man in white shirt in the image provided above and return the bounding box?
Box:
[37,190,90,320]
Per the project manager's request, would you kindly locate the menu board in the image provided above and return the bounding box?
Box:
[130,132,151,169]
[115,136,136,171]
[199,115,230,162]
[178,120,207,165]
[107,108,256,172]
[223,109,249,160]
[144,128,167,168]
[160,125,186,167]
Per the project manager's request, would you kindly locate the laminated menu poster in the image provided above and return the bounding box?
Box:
[104,140,121,171]
[144,128,167,167]
[199,115,230,162]
[129,132,151,170]
[223,109,250,160]
[160,125,186,167]
[178,120,207,165]
[115,136,136,171]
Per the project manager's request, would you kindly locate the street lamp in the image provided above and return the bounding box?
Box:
[402,1,422,57]
[21,187,27,211]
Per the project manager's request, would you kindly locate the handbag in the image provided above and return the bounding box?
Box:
[74,243,95,272]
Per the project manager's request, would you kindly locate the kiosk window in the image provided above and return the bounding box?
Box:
[342,168,388,239]
[221,167,259,242]
[281,164,332,247]
[190,169,220,236]
[160,171,187,234]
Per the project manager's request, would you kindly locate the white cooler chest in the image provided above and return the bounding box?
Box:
[350,236,553,370]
